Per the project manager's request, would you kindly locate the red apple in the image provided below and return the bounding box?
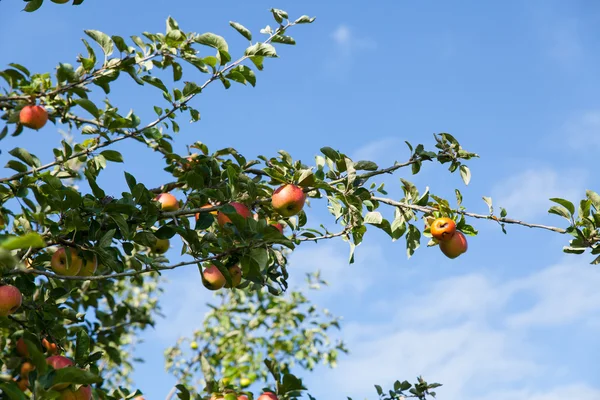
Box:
[195,203,218,221]
[57,385,92,400]
[439,231,468,259]
[224,265,242,288]
[257,392,279,400]
[16,338,29,357]
[20,105,48,130]
[202,265,226,290]
[154,193,179,211]
[430,217,457,242]
[0,284,22,317]
[46,355,74,390]
[217,202,251,227]
[77,256,98,277]
[271,184,306,217]
[51,248,83,276]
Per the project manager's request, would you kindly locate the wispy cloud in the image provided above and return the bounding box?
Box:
[562,110,600,150]
[326,25,376,78]
[491,167,585,219]
[307,259,600,400]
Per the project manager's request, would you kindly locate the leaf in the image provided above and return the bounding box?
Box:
[182,81,202,97]
[354,160,378,171]
[548,205,571,221]
[482,196,493,214]
[1,232,45,250]
[294,15,316,24]
[271,35,296,45]
[229,21,252,41]
[0,381,27,400]
[364,211,383,225]
[195,33,230,63]
[459,165,471,185]
[46,367,103,388]
[549,198,575,216]
[9,147,40,167]
[141,75,169,93]
[406,224,421,258]
[100,150,124,163]
[250,247,269,269]
[375,385,383,396]
[23,0,43,12]
[320,146,339,161]
[84,30,114,57]
[75,330,90,363]
[245,43,278,58]
[74,99,100,118]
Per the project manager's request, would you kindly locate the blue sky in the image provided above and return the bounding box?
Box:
[1,0,600,399]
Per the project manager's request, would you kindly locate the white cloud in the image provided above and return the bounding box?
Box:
[491,168,585,219]
[307,258,600,400]
[326,25,376,77]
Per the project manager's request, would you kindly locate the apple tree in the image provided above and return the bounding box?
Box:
[1,2,598,400]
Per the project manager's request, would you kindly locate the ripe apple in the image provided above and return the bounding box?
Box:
[16,338,29,357]
[46,355,74,390]
[202,265,226,290]
[19,105,48,130]
[257,392,279,400]
[439,231,468,259]
[195,203,218,221]
[77,256,98,277]
[154,193,179,212]
[57,385,92,400]
[238,396,249,400]
[51,248,83,276]
[150,238,170,254]
[272,184,306,217]
[224,265,242,288]
[15,378,28,392]
[20,361,35,377]
[217,202,252,227]
[42,338,59,355]
[269,220,284,234]
[0,284,22,317]
[430,217,457,242]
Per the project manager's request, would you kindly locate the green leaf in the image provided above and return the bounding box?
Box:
[375,385,383,396]
[406,224,421,258]
[84,30,114,57]
[364,211,383,225]
[195,33,230,63]
[46,367,103,388]
[482,196,493,214]
[459,165,471,185]
[229,21,252,41]
[100,150,124,163]
[0,232,45,250]
[6,160,28,173]
[141,75,169,93]
[0,381,27,400]
[245,43,278,58]
[75,330,90,363]
[23,0,43,12]
[354,160,378,171]
[548,205,571,221]
[270,8,288,23]
[294,15,316,24]
[9,147,40,167]
[250,247,268,269]
[74,99,100,118]
[182,81,202,97]
[271,35,296,45]
[549,198,575,216]
[320,146,339,161]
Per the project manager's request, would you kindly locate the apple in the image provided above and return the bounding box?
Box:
[240,378,251,387]
[154,193,179,212]
[269,221,284,234]
[51,248,83,276]
[15,378,28,392]
[271,184,306,217]
[19,105,48,130]
[20,361,35,377]
[202,265,226,290]
[238,396,249,400]
[0,284,22,317]
[257,392,279,400]
[430,217,456,242]
[217,202,252,227]
[224,265,242,288]
[42,338,59,354]
[51,0,71,3]
[195,203,218,221]
[439,231,468,259]
[77,256,98,277]
[16,338,29,357]
[46,355,74,390]
[190,341,199,350]
[150,238,170,254]
[57,385,92,400]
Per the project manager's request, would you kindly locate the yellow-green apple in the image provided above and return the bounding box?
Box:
[430,217,456,242]
[20,105,48,130]
[224,265,242,288]
[154,193,179,211]
[77,256,98,277]
[0,284,22,317]
[217,202,251,227]
[257,392,278,400]
[271,184,306,217]
[201,265,226,290]
[51,248,83,276]
[240,378,251,387]
[195,203,218,221]
[42,338,59,355]
[439,231,468,259]
[57,385,92,400]
[46,355,74,390]
[150,238,170,254]
[16,338,29,357]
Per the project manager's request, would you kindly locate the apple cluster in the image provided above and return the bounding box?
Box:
[429,217,468,259]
